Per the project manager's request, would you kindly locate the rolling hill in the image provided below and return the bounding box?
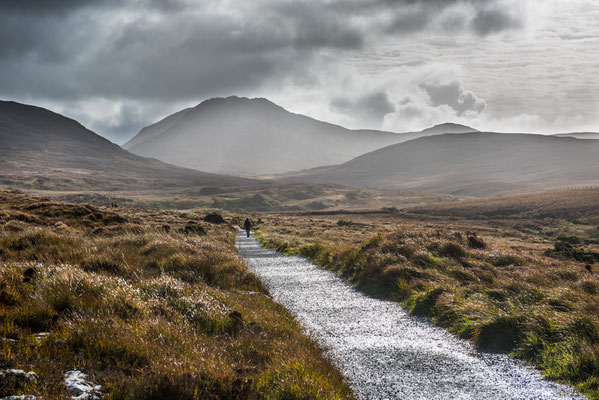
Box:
[0,100,249,191]
[282,132,599,197]
[124,96,476,176]
[555,132,599,140]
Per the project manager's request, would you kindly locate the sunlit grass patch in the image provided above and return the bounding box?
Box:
[0,191,353,399]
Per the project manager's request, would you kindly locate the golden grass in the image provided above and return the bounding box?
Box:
[255,209,599,399]
[0,190,353,399]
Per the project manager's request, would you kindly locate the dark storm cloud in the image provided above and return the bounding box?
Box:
[362,0,522,36]
[0,0,101,14]
[332,92,396,124]
[470,7,522,36]
[0,0,523,141]
[0,0,366,103]
[421,81,486,115]
[270,3,365,49]
[0,0,522,102]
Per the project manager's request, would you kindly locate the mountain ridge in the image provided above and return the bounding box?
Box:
[281,131,599,197]
[124,96,477,176]
[0,100,250,191]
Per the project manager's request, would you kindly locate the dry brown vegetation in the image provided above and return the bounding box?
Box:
[0,190,353,399]
[255,189,599,399]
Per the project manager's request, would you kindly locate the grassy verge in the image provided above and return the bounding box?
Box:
[0,191,353,400]
[255,216,599,399]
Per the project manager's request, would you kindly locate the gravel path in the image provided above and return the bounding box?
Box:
[236,231,584,400]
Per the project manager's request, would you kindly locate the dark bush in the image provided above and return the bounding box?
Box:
[556,233,581,245]
[467,235,486,249]
[337,220,353,226]
[545,241,599,264]
[203,212,225,224]
[180,222,206,235]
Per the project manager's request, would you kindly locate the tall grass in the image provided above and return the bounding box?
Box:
[0,191,353,399]
[257,220,599,399]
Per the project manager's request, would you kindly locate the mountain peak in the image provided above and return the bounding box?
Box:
[195,96,285,111]
[419,122,478,134]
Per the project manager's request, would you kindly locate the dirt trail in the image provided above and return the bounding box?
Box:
[236,231,584,400]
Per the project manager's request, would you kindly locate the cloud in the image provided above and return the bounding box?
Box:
[1,0,596,142]
[470,7,522,36]
[331,91,396,126]
[0,0,109,15]
[372,0,523,36]
[420,81,486,116]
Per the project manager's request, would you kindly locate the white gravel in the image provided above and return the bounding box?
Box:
[236,231,585,400]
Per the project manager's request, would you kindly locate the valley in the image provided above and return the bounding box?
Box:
[1,98,598,399]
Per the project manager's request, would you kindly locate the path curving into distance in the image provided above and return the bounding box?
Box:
[236,230,584,400]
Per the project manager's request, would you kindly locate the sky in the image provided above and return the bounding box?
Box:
[1,0,598,144]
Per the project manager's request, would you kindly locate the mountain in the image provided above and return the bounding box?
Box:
[555,132,599,140]
[124,97,476,176]
[123,96,401,175]
[282,132,599,197]
[0,100,249,191]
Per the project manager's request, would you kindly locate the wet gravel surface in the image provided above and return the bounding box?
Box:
[236,231,585,400]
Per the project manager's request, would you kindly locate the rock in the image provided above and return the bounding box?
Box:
[0,369,37,384]
[1,396,39,400]
[64,370,103,400]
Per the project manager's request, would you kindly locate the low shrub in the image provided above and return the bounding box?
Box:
[179,221,206,235]
[467,235,486,249]
[203,212,225,224]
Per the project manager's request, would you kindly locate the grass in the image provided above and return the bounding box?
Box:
[254,204,599,399]
[0,190,353,399]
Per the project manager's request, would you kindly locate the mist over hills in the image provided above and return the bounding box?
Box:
[0,100,249,191]
[282,132,599,197]
[124,96,476,176]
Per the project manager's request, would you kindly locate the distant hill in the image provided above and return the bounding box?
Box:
[124,96,477,176]
[282,132,599,197]
[0,100,249,191]
[555,132,599,140]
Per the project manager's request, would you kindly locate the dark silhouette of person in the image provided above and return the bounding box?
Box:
[243,218,252,237]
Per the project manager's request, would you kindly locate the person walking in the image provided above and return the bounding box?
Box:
[243,217,252,238]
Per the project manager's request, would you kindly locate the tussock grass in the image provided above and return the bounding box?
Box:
[256,213,599,398]
[0,191,353,399]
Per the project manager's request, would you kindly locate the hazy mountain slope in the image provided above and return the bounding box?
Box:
[556,132,599,140]
[0,100,249,191]
[123,107,193,149]
[126,97,475,176]
[283,132,599,197]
